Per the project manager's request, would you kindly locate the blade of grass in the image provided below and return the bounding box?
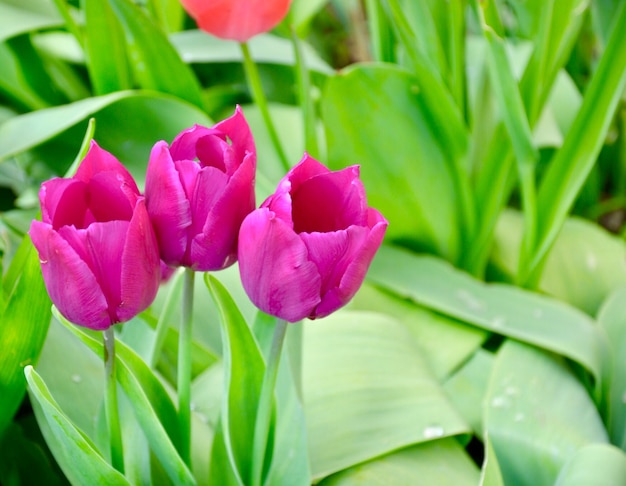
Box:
[528,1,626,285]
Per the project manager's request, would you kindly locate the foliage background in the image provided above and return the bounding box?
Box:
[1,0,626,484]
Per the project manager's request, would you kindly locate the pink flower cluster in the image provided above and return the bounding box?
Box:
[29,107,387,329]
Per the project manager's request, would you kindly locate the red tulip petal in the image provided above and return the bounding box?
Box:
[191,154,254,270]
[313,209,388,318]
[29,221,110,330]
[118,199,160,322]
[195,135,229,173]
[174,159,202,201]
[283,153,329,190]
[145,141,191,265]
[40,178,88,229]
[238,208,321,322]
[291,165,367,233]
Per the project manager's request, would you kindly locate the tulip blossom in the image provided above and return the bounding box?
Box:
[180,0,292,42]
[29,141,161,331]
[145,106,256,271]
[238,154,388,322]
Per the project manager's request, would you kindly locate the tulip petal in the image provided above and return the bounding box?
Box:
[292,165,367,233]
[238,208,321,322]
[119,199,161,322]
[169,124,218,162]
[40,178,88,229]
[145,141,192,265]
[195,134,229,173]
[29,221,110,330]
[212,106,255,171]
[191,153,255,270]
[313,209,388,318]
[87,171,137,223]
[75,141,139,195]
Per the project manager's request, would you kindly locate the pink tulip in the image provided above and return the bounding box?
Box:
[180,0,292,42]
[238,154,388,322]
[28,141,161,331]
[145,106,256,271]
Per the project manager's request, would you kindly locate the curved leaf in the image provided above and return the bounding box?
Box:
[25,365,130,485]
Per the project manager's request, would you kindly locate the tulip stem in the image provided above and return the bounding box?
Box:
[103,327,124,473]
[251,318,288,486]
[177,268,195,467]
[240,42,291,172]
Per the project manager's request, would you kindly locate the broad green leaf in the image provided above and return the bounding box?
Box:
[205,275,265,485]
[24,365,130,485]
[303,310,469,480]
[554,443,626,485]
[443,349,494,438]
[82,0,132,94]
[490,210,626,316]
[479,434,505,486]
[485,340,608,486]
[349,283,487,381]
[322,64,463,262]
[36,318,104,443]
[368,245,608,392]
[531,2,626,282]
[319,438,480,485]
[596,288,626,448]
[170,31,333,75]
[55,313,194,485]
[0,0,62,43]
[0,236,51,438]
[108,0,204,109]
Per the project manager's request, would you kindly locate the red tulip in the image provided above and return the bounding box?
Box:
[29,141,161,330]
[238,154,388,322]
[145,106,256,271]
[180,0,292,42]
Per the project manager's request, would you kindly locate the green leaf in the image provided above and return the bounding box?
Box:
[479,433,505,486]
[170,31,332,75]
[289,0,331,31]
[318,438,480,485]
[485,340,608,486]
[0,91,211,179]
[303,310,469,480]
[82,0,132,94]
[55,313,195,485]
[491,210,626,316]
[368,245,608,392]
[349,283,487,381]
[0,0,62,43]
[322,64,464,262]
[596,288,626,448]
[205,275,265,485]
[24,365,130,485]
[531,2,626,281]
[0,236,51,438]
[443,349,494,438]
[554,443,626,486]
[108,0,204,109]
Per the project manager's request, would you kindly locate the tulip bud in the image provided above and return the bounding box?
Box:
[238,154,388,322]
[145,106,256,271]
[29,141,161,330]
[180,0,292,42]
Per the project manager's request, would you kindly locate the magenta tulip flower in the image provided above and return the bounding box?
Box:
[145,106,256,271]
[180,0,292,42]
[238,154,388,322]
[29,141,161,331]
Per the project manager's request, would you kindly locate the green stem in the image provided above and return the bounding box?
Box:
[240,42,290,172]
[103,327,124,473]
[177,268,195,467]
[291,28,319,159]
[251,318,288,486]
